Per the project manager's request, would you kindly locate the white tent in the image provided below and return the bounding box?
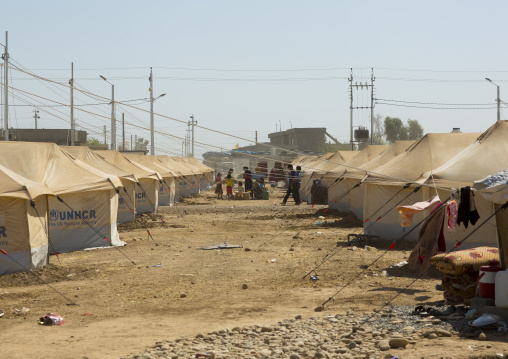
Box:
[179,157,214,191]
[0,142,123,254]
[323,145,390,213]
[362,132,480,242]
[327,141,414,218]
[94,150,161,214]
[420,121,508,248]
[121,153,176,207]
[0,164,53,275]
[297,152,348,204]
[62,146,138,223]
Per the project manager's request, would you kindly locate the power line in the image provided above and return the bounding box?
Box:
[376,98,498,106]
[376,102,503,110]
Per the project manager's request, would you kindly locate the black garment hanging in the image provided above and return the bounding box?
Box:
[457,186,480,228]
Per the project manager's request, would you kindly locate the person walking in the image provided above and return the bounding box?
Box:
[293,166,302,205]
[282,164,297,205]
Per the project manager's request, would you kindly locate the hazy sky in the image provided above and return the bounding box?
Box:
[1,1,507,158]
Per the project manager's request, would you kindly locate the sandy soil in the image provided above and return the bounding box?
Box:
[0,189,506,359]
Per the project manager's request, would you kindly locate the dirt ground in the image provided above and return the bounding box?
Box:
[0,189,507,359]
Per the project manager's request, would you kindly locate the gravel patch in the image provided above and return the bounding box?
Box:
[121,305,478,359]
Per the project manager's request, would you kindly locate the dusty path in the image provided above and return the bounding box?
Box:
[0,189,506,358]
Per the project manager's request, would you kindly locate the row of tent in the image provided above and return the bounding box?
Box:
[0,142,213,275]
[293,120,508,266]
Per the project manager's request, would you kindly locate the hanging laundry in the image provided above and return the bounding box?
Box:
[457,187,480,229]
[397,195,441,227]
[447,200,458,231]
[408,204,446,275]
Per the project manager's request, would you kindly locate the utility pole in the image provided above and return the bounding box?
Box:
[3,31,9,141]
[131,135,133,150]
[99,75,116,150]
[148,68,165,155]
[181,141,184,157]
[33,110,40,129]
[370,68,375,145]
[150,68,154,155]
[348,69,353,150]
[135,135,138,150]
[485,78,501,122]
[255,130,259,165]
[190,114,197,157]
[122,113,125,150]
[348,68,375,149]
[103,125,107,145]
[70,62,75,145]
[111,84,115,150]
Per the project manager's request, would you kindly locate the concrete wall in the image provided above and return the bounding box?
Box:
[0,129,87,145]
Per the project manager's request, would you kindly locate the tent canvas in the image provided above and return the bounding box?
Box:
[121,153,176,207]
[94,150,160,214]
[170,157,202,196]
[159,156,200,198]
[0,164,53,275]
[361,132,480,243]
[62,146,137,223]
[179,157,214,191]
[418,121,508,248]
[322,145,389,213]
[297,152,337,204]
[0,142,123,254]
[327,141,414,218]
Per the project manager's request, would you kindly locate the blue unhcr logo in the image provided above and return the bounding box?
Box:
[49,209,97,221]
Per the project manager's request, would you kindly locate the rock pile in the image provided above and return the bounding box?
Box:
[122,306,463,359]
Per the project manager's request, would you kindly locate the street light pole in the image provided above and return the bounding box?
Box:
[150,68,154,155]
[486,78,501,122]
[149,68,165,156]
[190,114,197,158]
[100,75,116,150]
[3,31,9,141]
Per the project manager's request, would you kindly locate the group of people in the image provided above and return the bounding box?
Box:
[214,168,244,200]
[214,166,268,200]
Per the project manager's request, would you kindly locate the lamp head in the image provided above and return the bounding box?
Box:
[99,75,107,81]
[486,78,492,82]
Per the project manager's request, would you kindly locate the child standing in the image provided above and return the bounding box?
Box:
[215,173,223,199]
[236,180,244,200]
[225,173,234,200]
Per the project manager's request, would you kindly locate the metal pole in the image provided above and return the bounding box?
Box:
[70,62,75,145]
[122,113,125,150]
[349,68,353,150]
[370,68,374,145]
[135,135,138,150]
[131,134,133,150]
[181,141,184,157]
[33,110,39,130]
[190,114,196,157]
[103,125,106,144]
[150,68,154,155]
[111,84,116,150]
[497,85,501,122]
[255,130,258,166]
[3,31,9,141]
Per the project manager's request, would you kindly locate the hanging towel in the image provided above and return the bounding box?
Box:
[397,195,441,227]
[447,200,458,231]
[457,187,480,228]
[408,204,447,275]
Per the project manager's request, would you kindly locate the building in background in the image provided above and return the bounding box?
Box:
[0,129,88,145]
[203,127,329,177]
